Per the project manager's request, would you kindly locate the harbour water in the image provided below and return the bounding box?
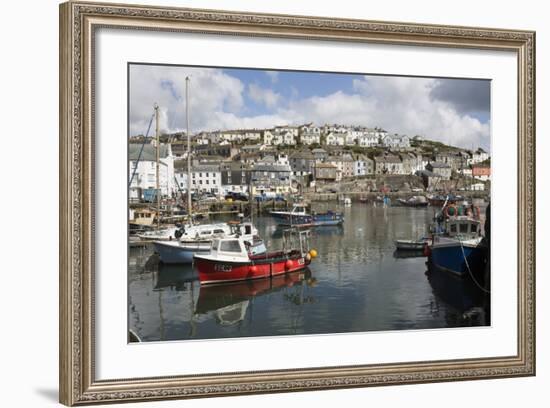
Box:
[129,204,489,342]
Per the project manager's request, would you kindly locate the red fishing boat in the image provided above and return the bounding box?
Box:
[194,230,317,285]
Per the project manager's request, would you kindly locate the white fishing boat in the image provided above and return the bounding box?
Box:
[395,237,431,251]
[153,221,265,264]
[136,225,181,241]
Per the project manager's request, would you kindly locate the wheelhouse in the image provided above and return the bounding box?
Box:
[444,217,481,239]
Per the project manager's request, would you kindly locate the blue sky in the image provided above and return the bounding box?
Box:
[129,64,491,150]
[223,69,359,116]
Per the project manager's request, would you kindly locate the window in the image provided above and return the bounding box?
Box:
[206,180,209,185]
[200,231,212,235]
[213,229,225,234]
[450,224,457,233]
[459,223,469,234]
[220,240,242,253]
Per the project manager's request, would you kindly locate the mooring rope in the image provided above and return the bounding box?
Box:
[128,111,156,188]
[458,236,490,294]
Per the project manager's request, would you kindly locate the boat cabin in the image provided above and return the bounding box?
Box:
[444,217,481,239]
[209,238,251,262]
[228,221,257,238]
[289,205,308,215]
[179,223,230,241]
[130,208,156,226]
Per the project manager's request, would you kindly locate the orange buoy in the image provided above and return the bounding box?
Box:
[285,259,294,269]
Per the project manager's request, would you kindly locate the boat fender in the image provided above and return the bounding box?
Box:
[285,260,294,269]
[249,265,258,274]
[473,206,481,218]
[175,229,183,239]
[465,207,473,217]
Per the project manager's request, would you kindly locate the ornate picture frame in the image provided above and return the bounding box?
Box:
[59,1,535,405]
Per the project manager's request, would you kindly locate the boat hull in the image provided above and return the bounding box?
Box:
[195,251,311,284]
[429,240,486,277]
[271,212,343,227]
[397,199,428,207]
[153,241,211,264]
[395,240,429,251]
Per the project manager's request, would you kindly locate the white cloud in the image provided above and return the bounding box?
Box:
[130,66,489,150]
[129,65,244,135]
[247,83,281,109]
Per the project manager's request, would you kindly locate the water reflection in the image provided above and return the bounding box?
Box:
[129,204,489,341]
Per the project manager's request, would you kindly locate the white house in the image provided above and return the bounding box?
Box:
[263,129,296,146]
[468,148,490,165]
[381,133,410,149]
[275,153,289,166]
[300,131,321,145]
[299,124,321,135]
[129,143,175,197]
[357,133,379,147]
[323,124,348,134]
[191,164,222,195]
[354,155,373,176]
[174,170,188,192]
[345,132,357,146]
[470,182,485,191]
[282,130,297,145]
[326,132,346,146]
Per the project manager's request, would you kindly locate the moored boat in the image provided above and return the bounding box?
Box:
[395,237,431,251]
[194,229,317,285]
[153,221,265,264]
[427,193,464,207]
[270,204,344,227]
[428,212,487,279]
[397,195,428,207]
[136,225,182,241]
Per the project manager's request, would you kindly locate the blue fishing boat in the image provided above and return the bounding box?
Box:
[428,213,487,278]
[270,204,344,227]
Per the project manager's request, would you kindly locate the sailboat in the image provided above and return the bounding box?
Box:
[152,77,266,264]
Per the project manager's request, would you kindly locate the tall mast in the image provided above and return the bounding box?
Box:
[154,103,160,231]
[186,77,193,225]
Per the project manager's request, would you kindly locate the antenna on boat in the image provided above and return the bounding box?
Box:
[185,76,193,226]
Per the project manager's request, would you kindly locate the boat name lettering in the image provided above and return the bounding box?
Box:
[214,264,233,272]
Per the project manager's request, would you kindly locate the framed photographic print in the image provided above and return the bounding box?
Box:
[59,1,536,405]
